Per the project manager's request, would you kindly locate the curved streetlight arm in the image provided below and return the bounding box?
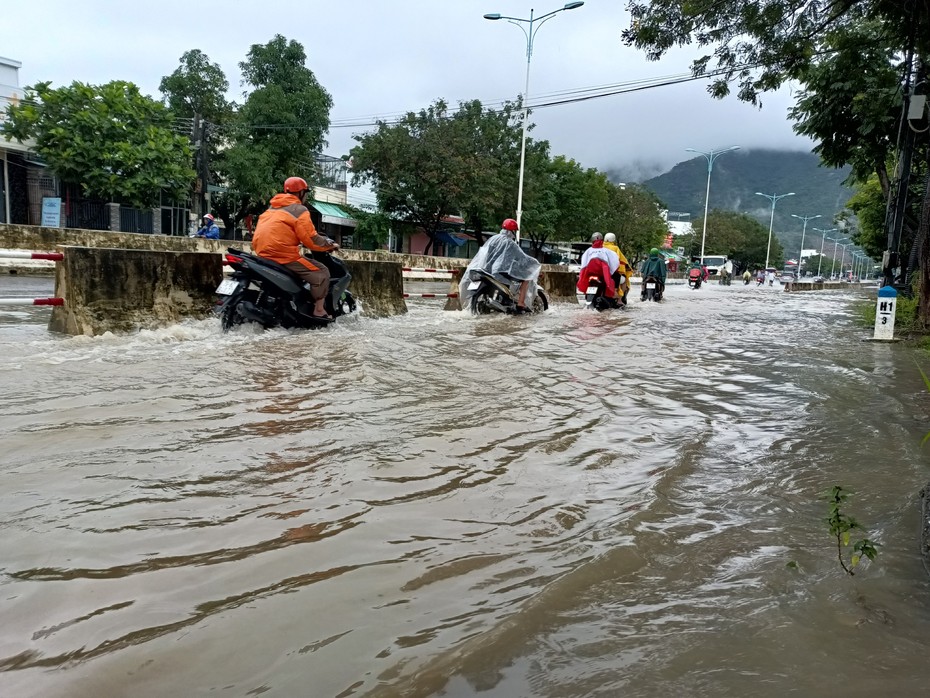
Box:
[484,3,584,239]
[686,145,740,260]
[755,191,796,269]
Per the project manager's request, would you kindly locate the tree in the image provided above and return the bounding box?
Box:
[452,100,525,246]
[351,98,533,254]
[606,184,668,262]
[2,80,194,209]
[159,49,232,123]
[622,1,927,105]
[215,35,333,233]
[344,205,392,250]
[690,210,783,270]
[622,0,930,323]
[522,156,608,257]
[160,50,235,224]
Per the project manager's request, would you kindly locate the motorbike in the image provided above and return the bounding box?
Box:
[718,271,732,286]
[465,269,549,315]
[641,275,663,302]
[215,247,356,331]
[688,269,703,289]
[582,271,623,311]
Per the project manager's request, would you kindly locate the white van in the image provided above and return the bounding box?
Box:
[701,255,728,278]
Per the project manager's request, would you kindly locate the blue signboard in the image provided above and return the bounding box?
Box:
[41,197,62,228]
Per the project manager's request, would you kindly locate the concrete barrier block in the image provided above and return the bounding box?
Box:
[343,259,407,318]
[539,269,579,304]
[49,246,223,336]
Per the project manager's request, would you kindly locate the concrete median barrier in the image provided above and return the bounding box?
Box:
[49,246,223,336]
[539,267,580,304]
[343,259,408,318]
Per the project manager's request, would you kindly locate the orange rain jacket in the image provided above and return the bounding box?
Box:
[252,194,336,272]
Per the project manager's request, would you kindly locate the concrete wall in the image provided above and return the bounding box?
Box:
[343,259,407,318]
[783,281,850,292]
[49,246,223,336]
[539,269,580,304]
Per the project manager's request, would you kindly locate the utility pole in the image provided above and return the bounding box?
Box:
[200,118,210,218]
[882,25,920,290]
[192,113,205,220]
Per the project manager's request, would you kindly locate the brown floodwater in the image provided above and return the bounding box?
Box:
[1,277,929,697]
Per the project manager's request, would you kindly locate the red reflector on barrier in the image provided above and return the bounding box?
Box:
[34,297,65,306]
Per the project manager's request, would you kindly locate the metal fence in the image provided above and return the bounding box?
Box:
[65,200,109,231]
[119,206,153,234]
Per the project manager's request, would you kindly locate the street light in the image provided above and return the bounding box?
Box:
[484,1,584,242]
[685,145,740,261]
[812,227,838,276]
[791,213,821,279]
[756,191,796,269]
[826,237,843,278]
[839,243,849,279]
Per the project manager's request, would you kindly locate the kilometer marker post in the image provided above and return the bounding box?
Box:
[874,285,897,340]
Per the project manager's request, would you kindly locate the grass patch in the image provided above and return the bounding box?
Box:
[854,291,919,333]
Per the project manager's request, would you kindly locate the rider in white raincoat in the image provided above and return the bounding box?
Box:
[459,218,541,312]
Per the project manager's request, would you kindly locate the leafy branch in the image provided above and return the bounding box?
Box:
[823,485,879,575]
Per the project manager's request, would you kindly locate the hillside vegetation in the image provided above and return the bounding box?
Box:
[640,150,854,258]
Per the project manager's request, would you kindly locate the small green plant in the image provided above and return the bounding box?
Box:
[823,485,879,575]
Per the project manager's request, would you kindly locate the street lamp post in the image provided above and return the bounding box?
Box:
[812,227,838,276]
[791,213,821,279]
[685,145,740,261]
[484,1,584,242]
[840,238,850,279]
[756,191,796,270]
[827,237,841,278]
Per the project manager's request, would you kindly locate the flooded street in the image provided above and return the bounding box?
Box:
[2,277,930,697]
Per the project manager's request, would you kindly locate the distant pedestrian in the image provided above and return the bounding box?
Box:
[196,214,220,240]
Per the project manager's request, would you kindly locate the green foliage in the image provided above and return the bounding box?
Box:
[211,35,332,231]
[846,176,890,259]
[823,485,879,575]
[2,80,194,208]
[350,98,531,253]
[607,184,667,259]
[159,49,232,123]
[345,205,392,250]
[788,22,900,186]
[691,209,783,269]
[621,0,926,105]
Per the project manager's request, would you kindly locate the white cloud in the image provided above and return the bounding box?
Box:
[5,0,813,175]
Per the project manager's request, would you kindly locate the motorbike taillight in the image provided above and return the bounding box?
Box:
[225,254,243,264]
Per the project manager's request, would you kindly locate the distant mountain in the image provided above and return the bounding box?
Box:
[638,149,854,257]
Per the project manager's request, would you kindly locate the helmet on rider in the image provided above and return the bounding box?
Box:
[591,232,604,242]
[604,233,616,243]
[203,213,214,222]
[501,218,519,232]
[650,247,660,256]
[283,176,310,195]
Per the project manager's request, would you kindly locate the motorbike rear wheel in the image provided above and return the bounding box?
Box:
[220,288,245,333]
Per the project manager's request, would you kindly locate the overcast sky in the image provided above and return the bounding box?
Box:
[4,0,812,205]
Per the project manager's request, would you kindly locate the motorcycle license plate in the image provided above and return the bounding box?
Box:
[586,286,599,294]
[467,280,481,290]
[646,282,656,289]
[216,279,239,295]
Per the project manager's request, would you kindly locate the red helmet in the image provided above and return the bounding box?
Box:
[283,176,309,194]
[203,213,214,222]
[501,218,518,232]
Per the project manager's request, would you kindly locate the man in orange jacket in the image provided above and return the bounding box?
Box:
[252,176,339,319]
